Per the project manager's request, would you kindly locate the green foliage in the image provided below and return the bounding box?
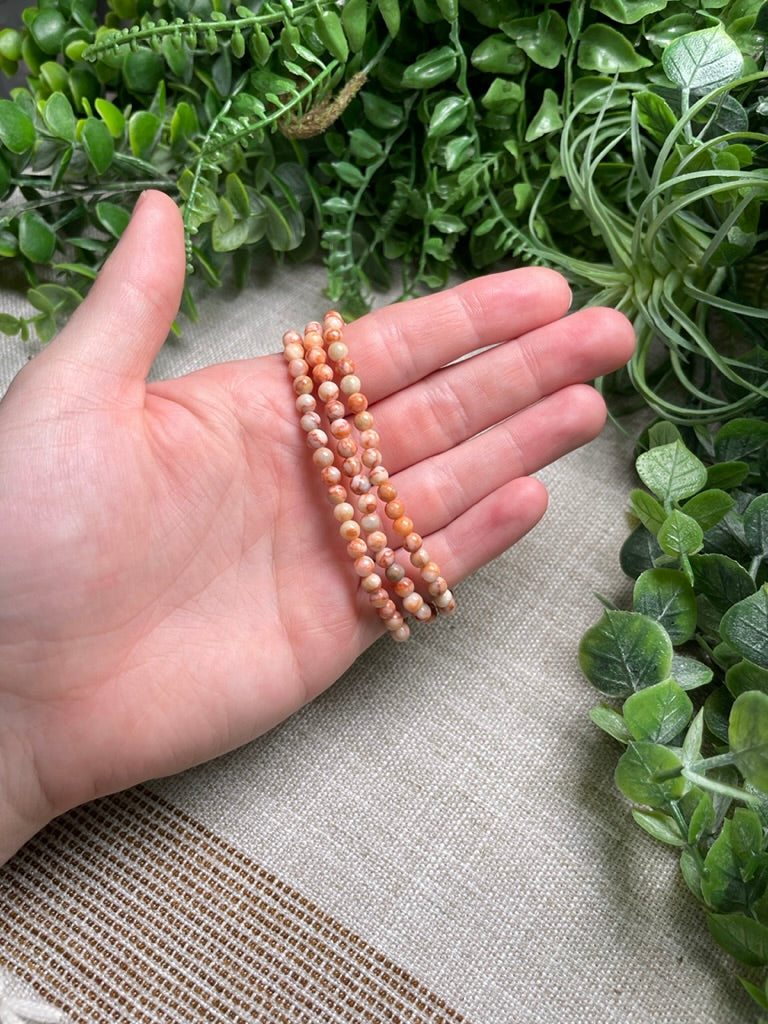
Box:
[0,0,764,423]
[580,417,768,1015]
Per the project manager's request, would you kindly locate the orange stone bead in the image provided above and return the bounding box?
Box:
[347,393,368,414]
[393,515,414,536]
[385,500,405,520]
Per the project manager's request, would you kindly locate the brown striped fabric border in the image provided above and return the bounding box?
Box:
[0,786,468,1024]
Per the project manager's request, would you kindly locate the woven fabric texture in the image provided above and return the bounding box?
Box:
[0,264,755,1023]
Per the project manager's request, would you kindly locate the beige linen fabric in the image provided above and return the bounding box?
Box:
[0,264,755,1023]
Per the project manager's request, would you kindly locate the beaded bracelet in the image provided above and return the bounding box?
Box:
[282,312,456,640]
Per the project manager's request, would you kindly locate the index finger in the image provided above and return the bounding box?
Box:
[342,266,572,403]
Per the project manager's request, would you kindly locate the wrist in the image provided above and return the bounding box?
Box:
[0,731,53,867]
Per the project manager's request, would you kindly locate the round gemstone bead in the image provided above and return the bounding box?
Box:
[385,500,405,520]
[325,400,346,421]
[434,589,454,608]
[369,466,388,486]
[410,547,430,569]
[318,381,340,403]
[336,358,356,377]
[336,437,357,459]
[349,474,371,495]
[326,485,347,505]
[415,604,434,622]
[394,578,414,599]
[361,572,383,594]
[288,357,309,378]
[354,411,374,431]
[393,515,414,536]
[320,465,341,486]
[333,502,355,522]
[343,456,362,477]
[368,588,390,609]
[326,336,345,355]
[375,547,396,569]
[300,412,321,432]
[384,612,405,631]
[354,555,376,577]
[420,561,441,583]
[366,530,388,552]
[378,483,397,503]
[357,494,377,515]
[386,563,405,583]
[361,448,382,469]
[403,532,422,553]
[347,538,368,560]
[283,329,303,350]
[360,429,380,448]
[339,519,361,541]
[428,577,448,597]
[312,364,334,385]
[293,375,313,395]
[312,447,335,468]
[329,418,352,438]
[295,393,316,414]
[361,513,382,534]
[283,341,304,361]
[377,600,398,621]
[347,393,368,414]
[391,623,411,642]
[402,592,424,614]
[340,374,361,395]
[305,346,327,368]
[306,428,328,450]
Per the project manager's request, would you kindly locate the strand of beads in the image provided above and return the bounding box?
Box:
[320,311,456,622]
[283,313,456,641]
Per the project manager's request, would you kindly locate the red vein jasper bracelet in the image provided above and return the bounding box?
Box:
[282,311,456,640]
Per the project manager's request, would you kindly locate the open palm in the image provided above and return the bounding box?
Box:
[0,191,634,861]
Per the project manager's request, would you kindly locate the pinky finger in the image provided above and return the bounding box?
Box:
[425,475,549,588]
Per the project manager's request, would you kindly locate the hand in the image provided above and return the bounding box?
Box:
[0,191,634,862]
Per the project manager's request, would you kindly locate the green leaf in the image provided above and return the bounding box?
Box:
[0,98,35,154]
[671,654,713,691]
[577,24,653,73]
[633,568,697,645]
[480,78,524,114]
[95,200,130,239]
[624,678,693,744]
[579,609,674,698]
[636,441,708,505]
[428,96,468,139]
[662,25,744,91]
[225,172,250,220]
[401,46,457,89]
[707,913,768,966]
[81,117,114,173]
[690,553,755,615]
[725,659,768,698]
[729,690,768,788]
[590,0,669,24]
[688,790,714,844]
[632,808,686,846]
[360,91,403,129]
[18,210,56,263]
[347,129,383,163]
[470,34,525,75]
[744,494,768,557]
[43,92,76,141]
[123,49,164,94]
[500,11,568,69]
[378,0,401,37]
[657,510,704,559]
[524,88,562,141]
[94,98,126,138]
[715,419,768,467]
[332,160,366,188]
[615,741,686,808]
[342,0,367,52]
[620,524,664,579]
[590,704,632,743]
[705,461,749,490]
[681,489,735,532]
[721,587,768,670]
[29,8,66,55]
[128,110,160,159]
